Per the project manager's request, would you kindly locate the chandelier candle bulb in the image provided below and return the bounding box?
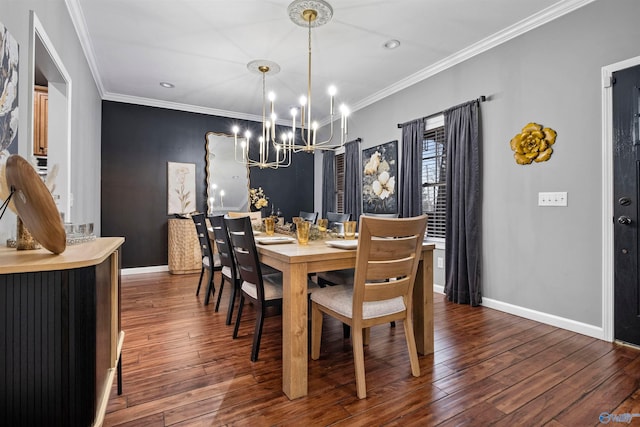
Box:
[312,122,318,145]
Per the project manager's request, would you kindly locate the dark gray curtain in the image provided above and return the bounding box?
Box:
[444,100,481,306]
[322,151,336,218]
[344,139,362,223]
[399,119,424,218]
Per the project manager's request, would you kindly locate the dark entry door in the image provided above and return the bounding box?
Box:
[613,64,640,345]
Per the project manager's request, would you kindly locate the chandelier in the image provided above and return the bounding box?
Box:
[287,0,349,152]
[233,0,349,169]
[233,60,292,169]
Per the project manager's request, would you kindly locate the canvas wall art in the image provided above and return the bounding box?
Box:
[0,21,18,156]
[167,162,196,214]
[0,21,19,212]
[362,140,398,215]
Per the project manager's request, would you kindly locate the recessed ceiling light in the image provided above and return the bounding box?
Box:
[159,81,174,88]
[383,39,400,50]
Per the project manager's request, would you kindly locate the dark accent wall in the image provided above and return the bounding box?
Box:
[101,101,314,268]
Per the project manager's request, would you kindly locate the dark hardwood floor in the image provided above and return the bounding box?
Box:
[105,271,640,426]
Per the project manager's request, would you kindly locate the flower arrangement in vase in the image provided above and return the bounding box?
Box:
[249,187,269,212]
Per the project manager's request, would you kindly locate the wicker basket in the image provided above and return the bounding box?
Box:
[168,218,201,274]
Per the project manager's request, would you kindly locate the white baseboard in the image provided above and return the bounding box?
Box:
[481,297,605,340]
[122,265,169,276]
[433,283,605,340]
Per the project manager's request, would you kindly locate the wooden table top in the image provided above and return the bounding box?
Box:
[0,237,125,274]
[255,233,434,273]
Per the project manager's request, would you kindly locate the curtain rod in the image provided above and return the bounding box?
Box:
[397,95,486,128]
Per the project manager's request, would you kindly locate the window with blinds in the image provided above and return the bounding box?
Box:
[336,152,345,213]
[422,124,446,239]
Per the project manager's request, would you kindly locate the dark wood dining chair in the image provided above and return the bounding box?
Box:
[209,215,241,325]
[299,210,318,224]
[310,214,428,399]
[225,215,317,361]
[326,211,351,234]
[192,213,222,305]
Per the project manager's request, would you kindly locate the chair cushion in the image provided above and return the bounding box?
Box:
[203,254,222,269]
[224,265,278,281]
[241,275,319,301]
[310,285,405,319]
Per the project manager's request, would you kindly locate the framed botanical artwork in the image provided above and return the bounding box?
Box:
[167,161,196,214]
[362,140,398,215]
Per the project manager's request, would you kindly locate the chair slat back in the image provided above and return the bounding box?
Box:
[227,211,262,228]
[299,211,318,224]
[209,215,235,272]
[326,212,351,233]
[224,216,265,300]
[352,215,427,311]
[192,213,213,262]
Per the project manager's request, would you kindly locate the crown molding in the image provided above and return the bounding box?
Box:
[67,0,596,120]
[102,92,264,124]
[64,0,105,96]
[350,0,597,113]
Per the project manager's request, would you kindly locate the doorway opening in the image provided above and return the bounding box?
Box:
[28,11,72,221]
[602,55,640,343]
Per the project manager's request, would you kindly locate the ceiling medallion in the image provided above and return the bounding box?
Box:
[247,59,281,76]
[287,0,333,28]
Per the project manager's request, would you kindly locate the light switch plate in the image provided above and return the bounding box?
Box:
[538,191,567,206]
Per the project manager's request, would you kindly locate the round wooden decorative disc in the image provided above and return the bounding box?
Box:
[5,154,66,254]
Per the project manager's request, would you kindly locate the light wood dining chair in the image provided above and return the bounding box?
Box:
[310,214,428,399]
[227,211,262,228]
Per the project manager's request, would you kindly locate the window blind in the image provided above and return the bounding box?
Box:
[336,152,345,213]
[422,126,446,238]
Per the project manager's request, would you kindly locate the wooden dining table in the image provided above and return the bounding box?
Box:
[255,234,435,400]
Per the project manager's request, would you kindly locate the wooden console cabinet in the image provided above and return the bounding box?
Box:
[0,237,125,426]
[168,218,201,274]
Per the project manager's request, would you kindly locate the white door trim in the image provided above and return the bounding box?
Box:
[601,55,640,342]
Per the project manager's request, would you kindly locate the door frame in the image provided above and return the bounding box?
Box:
[602,55,640,342]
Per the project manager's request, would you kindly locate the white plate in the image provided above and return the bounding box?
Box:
[255,236,296,245]
[252,230,262,235]
[325,240,358,249]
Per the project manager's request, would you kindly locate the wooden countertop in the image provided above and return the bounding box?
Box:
[0,237,125,274]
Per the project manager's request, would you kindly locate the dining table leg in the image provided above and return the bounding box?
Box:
[281,262,309,399]
[413,250,434,355]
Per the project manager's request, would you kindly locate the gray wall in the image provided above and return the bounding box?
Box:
[315,0,640,328]
[0,0,102,240]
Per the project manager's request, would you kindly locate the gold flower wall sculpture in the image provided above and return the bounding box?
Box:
[510,122,557,165]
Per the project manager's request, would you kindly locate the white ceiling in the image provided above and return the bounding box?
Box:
[67,0,594,124]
